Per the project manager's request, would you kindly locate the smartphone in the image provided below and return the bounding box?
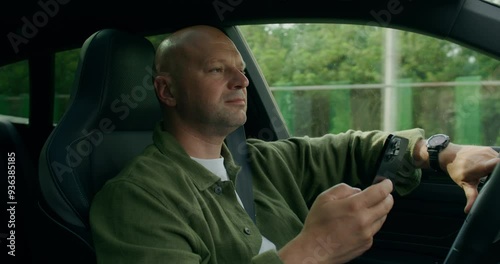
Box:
[372,134,410,185]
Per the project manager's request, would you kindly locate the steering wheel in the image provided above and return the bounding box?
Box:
[444,157,500,264]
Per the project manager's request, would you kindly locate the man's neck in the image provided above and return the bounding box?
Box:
[163,121,227,159]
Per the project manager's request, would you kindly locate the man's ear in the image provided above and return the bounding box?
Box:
[154,74,176,107]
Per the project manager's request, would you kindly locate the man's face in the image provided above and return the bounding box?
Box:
[172,33,249,135]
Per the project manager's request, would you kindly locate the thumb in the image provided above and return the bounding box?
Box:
[463,183,479,214]
[484,158,500,174]
[323,183,362,201]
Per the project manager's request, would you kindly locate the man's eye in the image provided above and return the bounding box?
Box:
[210,67,223,73]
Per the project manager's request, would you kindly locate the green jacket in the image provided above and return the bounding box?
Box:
[90,123,425,263]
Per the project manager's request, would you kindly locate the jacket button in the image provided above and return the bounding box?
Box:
[214,186,222,195]
[244,227,251,235]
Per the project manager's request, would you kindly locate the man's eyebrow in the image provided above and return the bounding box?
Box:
[204,58,247,70]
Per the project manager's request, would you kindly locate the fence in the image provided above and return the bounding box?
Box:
[272,76,500,146]
[1,77,499,145]
[0,94,70,122]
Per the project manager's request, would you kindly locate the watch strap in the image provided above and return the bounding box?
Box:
[428,148,442,172]
[427,134,450,173]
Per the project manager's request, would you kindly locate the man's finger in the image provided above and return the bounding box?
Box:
[462,183,479,214]
[356,194,394,239]
[371,214,389,236]
[352,179,393,208]
[483,158,500,175]
[368,193,394,221]
[322,183,362,201]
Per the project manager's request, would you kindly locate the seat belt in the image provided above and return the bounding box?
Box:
[225,125,256,223]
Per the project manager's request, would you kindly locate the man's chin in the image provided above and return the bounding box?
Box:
[230,119,247,129]
[226,118,247,133]
[232,111,247,126]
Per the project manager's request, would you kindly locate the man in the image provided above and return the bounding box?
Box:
[89,25,500,263]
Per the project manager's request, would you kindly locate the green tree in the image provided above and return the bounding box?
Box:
[0,60,29,95]
[239,23,500,143]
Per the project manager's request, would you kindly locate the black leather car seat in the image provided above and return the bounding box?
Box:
[38,28,159,263]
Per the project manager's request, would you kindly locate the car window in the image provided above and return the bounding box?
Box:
[146,34,169,49]
[0,60,30,122]
[484,0,500,7]
[238,24,500,147]
[55,49,80,122]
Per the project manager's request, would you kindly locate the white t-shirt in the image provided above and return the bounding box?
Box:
[191,156,277,254]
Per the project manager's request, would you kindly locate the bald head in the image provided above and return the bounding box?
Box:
[154,25,237,76]
[152,25,249,145]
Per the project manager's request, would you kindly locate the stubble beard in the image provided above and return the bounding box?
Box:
[202,105,247,137]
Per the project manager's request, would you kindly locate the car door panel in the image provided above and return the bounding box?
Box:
[367,147,500,261]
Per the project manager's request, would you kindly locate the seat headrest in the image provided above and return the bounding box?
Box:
[72,28,158,131]
[39,29,159,233]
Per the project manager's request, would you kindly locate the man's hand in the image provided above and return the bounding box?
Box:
[441,144,500,214]
[278,179,394,264]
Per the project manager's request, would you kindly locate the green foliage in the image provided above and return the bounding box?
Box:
[240,24,384,86]
[145,34,170,50]
[239,24,500,144]
[1,24,499,145]
[0,61,30,117]
[55,49,80,94]
[0,60,29,95]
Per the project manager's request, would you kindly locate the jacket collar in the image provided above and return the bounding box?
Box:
[152,121,242,191]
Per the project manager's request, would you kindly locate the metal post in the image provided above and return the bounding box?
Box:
[383,28,399,132]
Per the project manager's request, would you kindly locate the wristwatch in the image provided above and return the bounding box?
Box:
[426,134,450,173]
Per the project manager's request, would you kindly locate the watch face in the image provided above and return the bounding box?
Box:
[428,134,448,147]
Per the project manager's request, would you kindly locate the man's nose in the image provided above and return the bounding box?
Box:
[230,68,249,89]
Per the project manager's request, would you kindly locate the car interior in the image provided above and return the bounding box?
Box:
[1,0,500,263]
[37,28,159,262]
